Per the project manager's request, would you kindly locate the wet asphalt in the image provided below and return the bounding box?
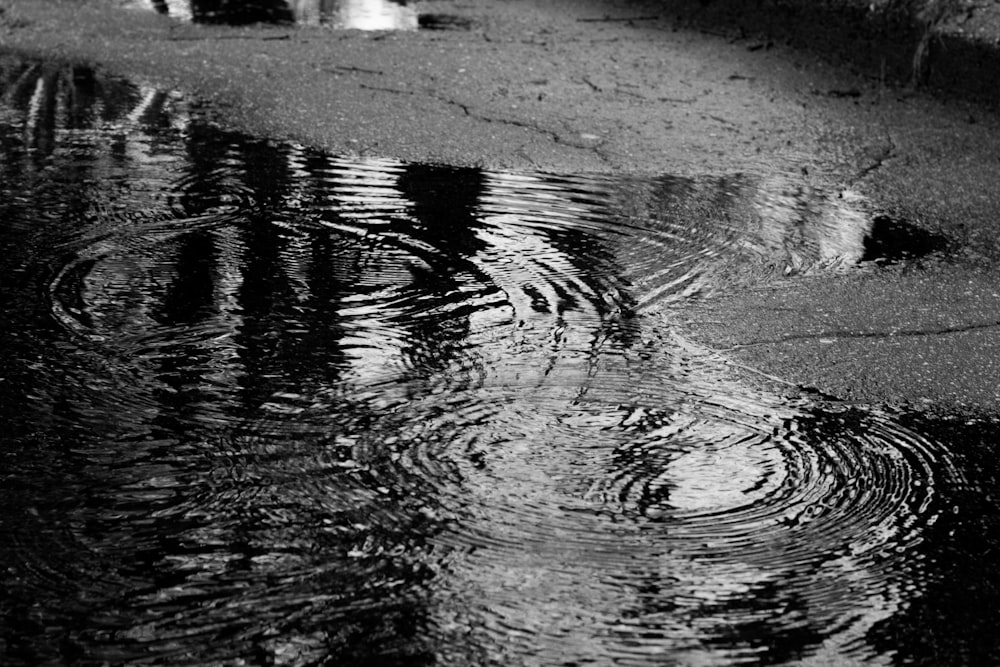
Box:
[2,0,1000,416]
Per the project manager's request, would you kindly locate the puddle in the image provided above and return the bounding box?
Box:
[0,55,992,666]
[128,0,472,30]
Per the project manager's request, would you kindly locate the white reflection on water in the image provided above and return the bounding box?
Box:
[291,0,418,30]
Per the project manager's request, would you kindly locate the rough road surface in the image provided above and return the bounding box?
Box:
[3,0,1000,415]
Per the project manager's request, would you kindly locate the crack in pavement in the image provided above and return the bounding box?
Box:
[576,75,702,104]
[323,64,385,76]
[714,318,1000,351]
[357,81,614,166]
[576,15,662,24]
[852,131,897,182]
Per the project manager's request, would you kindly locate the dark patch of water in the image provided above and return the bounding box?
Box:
[131,0,473,31]
[141,0,293,24]
[417,13,474,31]
[862,214,951,264]
[868,411,1000,666]
[188,0,295,25]
[0,55,994,666]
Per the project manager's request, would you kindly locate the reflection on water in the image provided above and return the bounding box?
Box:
[295,0,417,30]
[1,55,996,666]
[140,0,294,24]
[132,0,430,30]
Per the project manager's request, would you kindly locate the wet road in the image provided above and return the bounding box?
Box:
[4,56,1000,666]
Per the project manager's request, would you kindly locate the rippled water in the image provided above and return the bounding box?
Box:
[2,56,999,666]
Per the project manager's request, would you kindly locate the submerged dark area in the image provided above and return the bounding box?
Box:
[2,55,1000,665]
[861,214,951,264]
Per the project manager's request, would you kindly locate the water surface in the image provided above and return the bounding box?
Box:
[2,55,998,666]
[128,0,471,30]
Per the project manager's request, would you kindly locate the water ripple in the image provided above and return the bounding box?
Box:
[0,56,974,666]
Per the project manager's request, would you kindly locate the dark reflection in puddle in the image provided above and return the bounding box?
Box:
[863,214,952,263]
[140,0,293,24]
[867,412,1000,666]
[0,55,991,666]
[131,0,472,30]
[417,13,474,31]
[190,0,295,25]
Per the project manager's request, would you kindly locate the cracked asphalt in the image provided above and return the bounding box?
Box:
[3,0,1000,415]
